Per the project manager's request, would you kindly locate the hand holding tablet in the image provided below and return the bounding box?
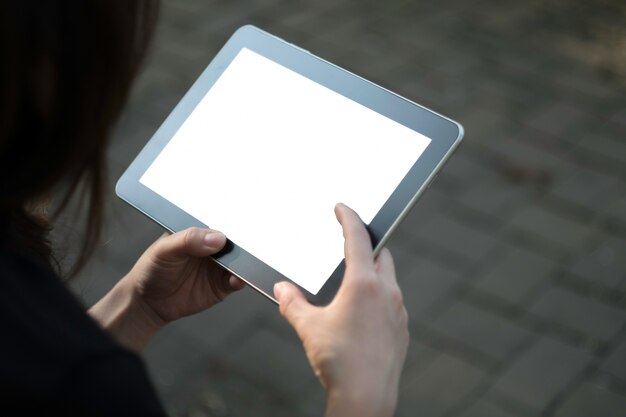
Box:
[274,203,409,417]
[116,25,463,305]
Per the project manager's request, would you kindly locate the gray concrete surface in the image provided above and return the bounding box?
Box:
[67,0,626,415]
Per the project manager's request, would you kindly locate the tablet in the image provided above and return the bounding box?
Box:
[116,25,463,305]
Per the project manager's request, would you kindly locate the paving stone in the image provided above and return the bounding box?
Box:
[489,130,571,178]
[474,73,539,114]
[556,68,619,101]
[608,107,626,130]
[529,286,626,341]
[394,253,463,319]
[389,21,442,56]
[385,240,420,280]
[491,338,591,412]
[473,246,554,304]
[525,101,591,138]
[314,21,408,78]
[188,357,312,417]
[69,258,125,307]
[455,104,511,146]
[507,204,595,254]
[226,328,319,401]
[389,187,454,242]
[143,325,213,410]
[433,302,531,360]
[604,194,626,230]
[121,66,187,115]
[174,286,272,352]
[296,384,327,417]
[601,340,626,382]
[469,79,519,113]
[438,151,501,187]
[396,341,441,416]
[412,215,499,264]
[551,165,625,214]
[399,353,486,417]
[190,0,280,36]
[402,340,441,378]
[567,237,626,288]
[430,50,482,85]
[574,127,626,169]
[554,381,626,417]
[456,176,529,219]
[459,399,521,417]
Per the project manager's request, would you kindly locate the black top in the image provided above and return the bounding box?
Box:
[0,250,167,416]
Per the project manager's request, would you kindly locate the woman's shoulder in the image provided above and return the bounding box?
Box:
[0,250,166,416]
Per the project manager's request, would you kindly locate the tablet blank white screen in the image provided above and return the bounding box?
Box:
[140,48,431,295]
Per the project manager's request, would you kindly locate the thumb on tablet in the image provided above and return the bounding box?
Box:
[334,203,374,282]
[274,281,314,330]
[154,227,226,262]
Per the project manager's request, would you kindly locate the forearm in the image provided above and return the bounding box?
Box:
[88,278,164,352]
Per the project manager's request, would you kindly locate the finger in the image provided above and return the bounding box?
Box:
[204,262,242,300]
[374,247,397,285]
[274,281,316,331]
[229,275,246,291]
[335,203,374,273]
[154,227,226,262]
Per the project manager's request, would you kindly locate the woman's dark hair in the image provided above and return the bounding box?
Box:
[0,1,159,274]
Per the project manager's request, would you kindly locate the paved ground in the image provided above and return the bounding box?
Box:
[66,0,626,415]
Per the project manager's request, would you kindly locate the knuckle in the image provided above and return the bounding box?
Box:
[390,285,404,305]
[355,272,382,293]
[380,247,393,261]
[397,307,410,347]
[363,270,378,283]
[184,227,200,244]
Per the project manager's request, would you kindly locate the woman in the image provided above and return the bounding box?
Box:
[0,2,409,416]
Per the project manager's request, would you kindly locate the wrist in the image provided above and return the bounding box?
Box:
[325,385,396,417]
[88,277,165,352]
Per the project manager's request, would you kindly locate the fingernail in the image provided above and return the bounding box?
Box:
[203,231,223,247]
[273,282,285,300]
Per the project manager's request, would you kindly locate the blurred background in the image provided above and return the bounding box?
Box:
[64,0,625,415]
